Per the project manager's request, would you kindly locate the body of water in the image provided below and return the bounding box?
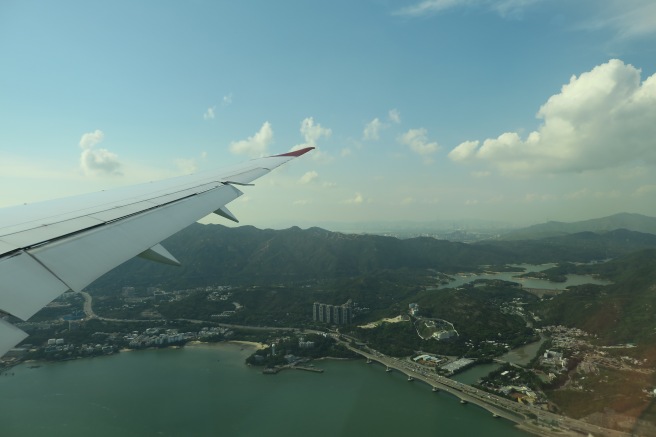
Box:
[0,344,530,437]
[441,263,610,290]
[453,335,548,386]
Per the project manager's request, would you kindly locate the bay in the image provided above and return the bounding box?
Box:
[0,344,530,437]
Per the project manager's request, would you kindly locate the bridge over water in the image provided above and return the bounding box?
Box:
[340,340,628,437]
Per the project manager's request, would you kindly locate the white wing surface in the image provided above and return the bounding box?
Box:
[0,147,313,357]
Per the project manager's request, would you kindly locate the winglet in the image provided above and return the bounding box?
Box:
[138,244,181,266]
[213,205,239,223]
[272,147,315,158]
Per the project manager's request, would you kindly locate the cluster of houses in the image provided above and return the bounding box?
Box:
[125,327,233,348]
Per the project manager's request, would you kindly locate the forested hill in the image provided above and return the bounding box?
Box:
[89,223,656,293]
[91,223,506,291]
[535,249,656,344]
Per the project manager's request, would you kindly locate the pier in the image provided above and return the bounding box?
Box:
[263,364,324,374]
[293,365,324,373]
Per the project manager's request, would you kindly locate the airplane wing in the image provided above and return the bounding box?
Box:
[0,147,313,357]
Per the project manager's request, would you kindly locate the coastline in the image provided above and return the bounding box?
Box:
[1,345,530,437]
[228,340,267,350]
[185,340,267,351]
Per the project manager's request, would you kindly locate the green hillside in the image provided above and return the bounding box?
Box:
[534,249,656,344]
[89,224,656,294]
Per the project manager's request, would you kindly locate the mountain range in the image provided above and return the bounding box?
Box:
[500,213,656,240]
[90,214,656,293]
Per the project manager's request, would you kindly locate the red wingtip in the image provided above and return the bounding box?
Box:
[272,147,315,158]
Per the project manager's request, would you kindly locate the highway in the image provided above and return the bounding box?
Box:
[337,338,629,437]
[76,293,628,437]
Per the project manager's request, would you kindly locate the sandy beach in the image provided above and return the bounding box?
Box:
[229,340,267,350]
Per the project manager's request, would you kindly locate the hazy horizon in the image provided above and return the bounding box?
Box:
[199,211,656,236]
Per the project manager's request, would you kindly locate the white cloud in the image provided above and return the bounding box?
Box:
[395,0,464,16]
[595,190,621,199]
[388,109,401,124]
[203,107,216,120]
[633,185,656,197]
[398,128,439,156]
[230,122,274,157]
[524,193,558,202]
[486,195,505,204]
[345,192,364,204]
[79,130,104,149]
[340,148,352,157]
[580,1,656,40]
[293,199,312,206]
[222,93,233,106]
[290,117,332,161]
[448,140,479,162]
[299,117,332,148]
[299,171,318,185]
[395,0,541,19]
[78,129,122,175]
[363,118,383,141]
[449,59,656,175]
[363,110,401,140]
[175,158,197,174]
[564,188,589,200]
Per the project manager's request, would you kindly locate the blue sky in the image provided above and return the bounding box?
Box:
[2,0,656,230]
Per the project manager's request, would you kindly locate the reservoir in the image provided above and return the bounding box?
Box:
[440,263,611,290]
[0,343,530,437]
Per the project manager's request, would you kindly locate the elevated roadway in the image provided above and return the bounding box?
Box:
[340,340,629,437]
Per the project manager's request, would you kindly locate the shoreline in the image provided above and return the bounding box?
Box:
[227,340,267,350]
[8,341,581,436]
[185,340,267,351]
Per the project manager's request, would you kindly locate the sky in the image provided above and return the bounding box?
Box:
[1,0,656,231]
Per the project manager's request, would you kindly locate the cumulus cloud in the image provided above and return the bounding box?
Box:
[203,107,216,120]
[175,158,197,174]
[299,117,331,147]
[79,130,104,149]
[395,0,541,19]
[289,117,332,161]
[398,128,439,156]
[388,109,401,124]
[345,192,364,204]
[222,93,233,106]
[78,129,122,175]
[362,110,401,141]
[449,59,656,175]
[230,122,274,157]
[299,171,318,185]
[363,118,383,141]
